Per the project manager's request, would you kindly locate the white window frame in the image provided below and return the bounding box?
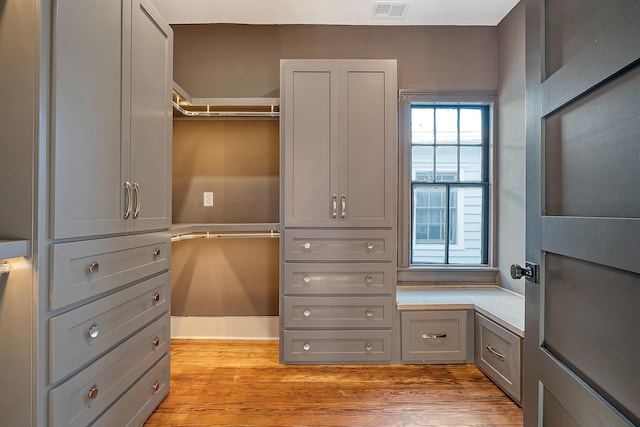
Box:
[397,91,498,285]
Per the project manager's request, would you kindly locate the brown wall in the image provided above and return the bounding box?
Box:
[172,24,498,97]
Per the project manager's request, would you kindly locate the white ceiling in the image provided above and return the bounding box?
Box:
[150,0,520,26]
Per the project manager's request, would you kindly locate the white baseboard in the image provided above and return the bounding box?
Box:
[170,316,279,340]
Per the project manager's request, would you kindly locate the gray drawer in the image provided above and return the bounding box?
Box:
[283,263,394,295]
[49,272,170,383]
[92,353,170,427]
[49,314,169,427]
[401,310,469,363]
[283,296,392,329]
[283,229,395,262]
[475,312,522,403]
[51,232,171,310]
[283,329,392,363]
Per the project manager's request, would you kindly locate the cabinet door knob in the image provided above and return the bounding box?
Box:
[302,342,311,351]
[366,242,374,251]
[303,308,311,317]
[365,275,374,284]
[153,337,161,347]
[303,274,312,284]
[153,248,161,257]
[152,292,161,303]
[303,242,311,250]
[152,381,161,392]
[87,324,100,339]
[87,262,100,274]
[365,309,374,317]
[365,343,373,351]
[87,386,99,399]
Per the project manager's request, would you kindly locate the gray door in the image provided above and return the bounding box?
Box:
[524,0,640,425]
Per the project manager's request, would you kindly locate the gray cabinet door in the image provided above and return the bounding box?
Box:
[128,0,173,232]
[51,0,128,239]
[281,59,397,228]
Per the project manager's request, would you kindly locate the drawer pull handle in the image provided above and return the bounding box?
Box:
[332,195,337,218]
[153,248,161,257]
[87,325,100,340]
[152,381,161,392]
[303,242,311,250]
[152,292,161,303]
[303,274,312,284]
[486,345,505,361]
[87,386,99,399]
[341,195,347,218]
[365,309,374,317]
[87,262,100,274]
[365,242,374,251]
[153,337,161,347]
[422,333,446,339]
[365,343,373,351]
[133,182,141,219]
[302,342,311,351]
[365,275,374,284]
[124,182,132,219]
[303,309,311,317]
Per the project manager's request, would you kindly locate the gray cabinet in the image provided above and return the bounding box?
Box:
[280,59,397,364]
[401,310,472,363]
[52,0,172,239]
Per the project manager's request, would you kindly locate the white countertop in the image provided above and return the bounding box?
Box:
[397,286,525,338]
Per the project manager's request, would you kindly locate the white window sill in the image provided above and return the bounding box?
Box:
[398,266,499,286]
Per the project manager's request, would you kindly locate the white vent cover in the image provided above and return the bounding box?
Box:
[372,1,410,19]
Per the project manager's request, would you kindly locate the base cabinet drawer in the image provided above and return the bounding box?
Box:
[284,229,395,262]
[283,296,392,328]
[49,314,169,427]
[49,272,170,383]
[474,313,522,403]
[91,353,170,427]
[283,263,394,295]
[283,330,392,363]
[401,310,470,363]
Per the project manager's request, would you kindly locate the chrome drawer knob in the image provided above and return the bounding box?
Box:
[365,242,374,251]
[365,275,373,284]
[153,248,161,257]
[152,381,160,392]
[152,292,161,303]
[302,342,311,351]
[303,274,312,284]
[87,386,99,399]
[303,309,311,317]
[366,309,374,317]
[87,325,100,340]
[153,337,161,347]
[303,242,311,250]
[88,262,100,274]
[365,343,373,351]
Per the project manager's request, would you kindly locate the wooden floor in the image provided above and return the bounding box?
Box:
[145,340,523,426]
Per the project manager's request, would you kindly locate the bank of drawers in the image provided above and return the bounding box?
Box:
[282,230,395,364]
[48,233,171,425]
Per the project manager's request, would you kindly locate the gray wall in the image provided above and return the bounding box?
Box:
[497,1,526,295]
[0,0,36,425]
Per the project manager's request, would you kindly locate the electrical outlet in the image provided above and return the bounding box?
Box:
[203,192,214,207]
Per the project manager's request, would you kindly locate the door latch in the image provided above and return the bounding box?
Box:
[510,262,539,283]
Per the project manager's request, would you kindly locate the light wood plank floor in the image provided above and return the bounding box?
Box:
[145,340,523,426]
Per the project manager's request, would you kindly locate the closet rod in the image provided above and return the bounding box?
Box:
[171,231,279,242]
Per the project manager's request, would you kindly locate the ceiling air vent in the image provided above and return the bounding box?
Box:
[372,1,410,19]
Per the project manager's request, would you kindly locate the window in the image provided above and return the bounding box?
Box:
[407,103,490,265]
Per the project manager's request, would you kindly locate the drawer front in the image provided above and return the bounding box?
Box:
[401,310,468,362]
[283,229,395,262]
[51,232,171,310]
[283,263,394,295]
[49,272,170,383]
[475,313,522,402]
[283,329,392,363]
[283,296,392,328]
[92,353,170,427]
[49,314,169,427]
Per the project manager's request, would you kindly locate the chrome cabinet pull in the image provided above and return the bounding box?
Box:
[365,309,374,317]
[302,242,311,250]
[486,345,506,361]
[153,337,161,347]
[302,342,311,351]
[87,262,100,274]
[332,195,337,218]
[152,381,160,392]
[303,274,312,284]
[365,275,374,284]
[152,292,161,303]
[341,195,346,218]
[303,308,311,317]
[87,324,100,340]
[124,182,132,219]
[133,182,141,218]
[87,386,99,399]
[422,333,447,339]
[153,248,161,257]
[365,343,373,351]
[365,242,374,251]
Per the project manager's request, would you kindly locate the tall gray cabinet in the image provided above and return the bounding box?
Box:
[35,0,173,425]
[280,59,398,363]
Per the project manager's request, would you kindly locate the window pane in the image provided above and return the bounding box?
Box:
[460,146,482,182]
[435,108,458,144]
[448,186,484,264]
[435,146,458,181]
[412,186,446,264]
[411,146,434,182]
[411,108,434,143]
[460,109,482,144]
